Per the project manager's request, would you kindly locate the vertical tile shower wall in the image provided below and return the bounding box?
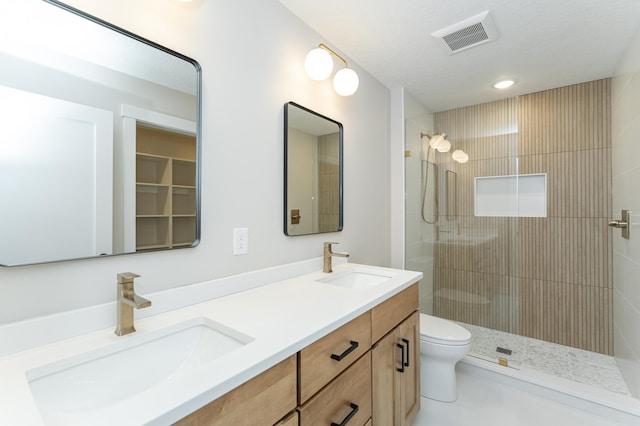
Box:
[518,80,612,354]
[432,79,613,355]
[318,133,340,233]
[433,97,520,337]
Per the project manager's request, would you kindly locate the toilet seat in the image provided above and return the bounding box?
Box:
[419,314,471,346]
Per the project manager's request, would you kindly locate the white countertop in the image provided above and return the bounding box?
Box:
[0,262,422,425]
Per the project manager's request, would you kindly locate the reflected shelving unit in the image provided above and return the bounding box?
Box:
[135,124,196,251]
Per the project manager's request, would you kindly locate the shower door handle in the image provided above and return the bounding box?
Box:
[608,210,630,239]
[608,220,627,228]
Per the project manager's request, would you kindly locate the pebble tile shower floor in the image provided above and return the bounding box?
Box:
[456,321,631,395]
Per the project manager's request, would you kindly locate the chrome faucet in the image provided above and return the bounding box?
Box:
[115,272,151,336]
[323,242,349,273]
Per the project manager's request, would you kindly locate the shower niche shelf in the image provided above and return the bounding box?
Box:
[475,173,547,218]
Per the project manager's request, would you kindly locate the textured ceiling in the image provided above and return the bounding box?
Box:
[279,0,640,112]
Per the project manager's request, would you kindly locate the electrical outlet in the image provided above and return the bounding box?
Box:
[233,228,248,255]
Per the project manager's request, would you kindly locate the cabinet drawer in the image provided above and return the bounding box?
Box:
[371,283,418,343]
[298,312,371,403]
[175,355,296,426]
[275,411,298,426]
[298,352,372,426]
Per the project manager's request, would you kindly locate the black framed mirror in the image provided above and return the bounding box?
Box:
[284,102,343,236]
[0,1,201,266]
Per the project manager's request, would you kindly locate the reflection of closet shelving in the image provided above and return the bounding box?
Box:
[136,124,196,251]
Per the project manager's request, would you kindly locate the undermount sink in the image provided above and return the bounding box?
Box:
[316,267,395,290]
[27,317,253,415]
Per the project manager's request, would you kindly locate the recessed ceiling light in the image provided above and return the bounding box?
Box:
[493,79,515,89]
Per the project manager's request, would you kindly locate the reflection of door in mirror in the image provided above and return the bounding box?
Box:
[0,86,113,265]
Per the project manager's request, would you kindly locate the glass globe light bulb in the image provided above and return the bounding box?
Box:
[437,138,451,153]
[333,67,359,96]
[304,48,333,81]
[452,149,465,161]
[429,134,444,150]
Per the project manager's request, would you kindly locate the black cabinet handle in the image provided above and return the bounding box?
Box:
[396,343,405,373]
[331,402,359,426]
[402,338,410,367]
[331,340,359,361]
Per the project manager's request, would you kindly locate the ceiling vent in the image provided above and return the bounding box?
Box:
[431,11,499,55]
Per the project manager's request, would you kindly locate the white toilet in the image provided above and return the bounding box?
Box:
[419,313,471,402]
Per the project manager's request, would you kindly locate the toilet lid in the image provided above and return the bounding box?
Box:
[420,314,471,345]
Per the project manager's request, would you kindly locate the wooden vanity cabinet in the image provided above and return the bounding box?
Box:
[297,311,372,425]
[298,311,371,403]
[371,284,420,426]
[297,283,419,426]
[275,411,298,426]
[298,353,372,426]
[174,355,296,426]
[175,282,420,426]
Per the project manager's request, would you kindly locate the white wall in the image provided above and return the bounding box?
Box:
[612,25,640,397]
[389,86,405,268]
[0,0,392,325]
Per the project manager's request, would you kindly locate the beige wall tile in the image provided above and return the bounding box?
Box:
[433,79,613,355]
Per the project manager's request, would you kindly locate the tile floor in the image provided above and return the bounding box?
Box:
[412,320,640,425]
[412,362,630,426]
[457,321,631,395]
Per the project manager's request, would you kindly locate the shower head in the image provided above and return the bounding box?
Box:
[420,133,432,161]
[420,132,451,158]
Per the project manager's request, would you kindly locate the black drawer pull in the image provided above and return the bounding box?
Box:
[330,340,359,361]
[402,338,410,367]
[397,343,405,373]
[331,402,359,426]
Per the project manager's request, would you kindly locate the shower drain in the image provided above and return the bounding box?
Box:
[496,346,513,356]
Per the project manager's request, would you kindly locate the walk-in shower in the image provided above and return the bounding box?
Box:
[404,79,636,403]
[419,133,469,227]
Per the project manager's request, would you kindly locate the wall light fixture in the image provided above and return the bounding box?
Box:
[304,43,359,96]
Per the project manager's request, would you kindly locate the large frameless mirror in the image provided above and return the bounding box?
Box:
[284,102,343,236]
[0,0,201,266]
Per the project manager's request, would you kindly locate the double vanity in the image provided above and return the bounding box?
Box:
[0,261,422,425]
[0,2,421,424]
